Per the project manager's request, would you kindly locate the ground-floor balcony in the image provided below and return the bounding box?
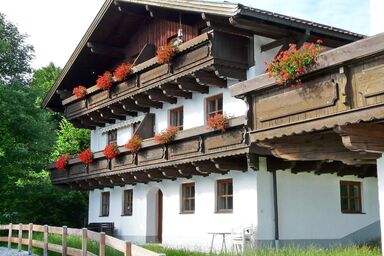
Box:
[48,116,257,190]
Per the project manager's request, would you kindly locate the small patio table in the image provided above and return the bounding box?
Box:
[207,231,231,254]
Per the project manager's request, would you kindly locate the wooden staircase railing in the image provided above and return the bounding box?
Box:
[0,223,163,256]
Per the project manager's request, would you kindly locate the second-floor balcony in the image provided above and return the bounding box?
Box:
[58,31,250,129]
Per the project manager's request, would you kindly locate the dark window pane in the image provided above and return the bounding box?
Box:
[228,197,233,210]
[341,198,348,211]
[191,199,195,211]
[340,184,348,197]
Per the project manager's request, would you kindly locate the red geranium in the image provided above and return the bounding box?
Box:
[55,154,70,170]
[96,71,113,90]
[266,39,325,87]
[103,143,120,159]
[125,133,142,154]
[72,85,87,99]
[78,148,93,164]
[113,63,133,82]
[207,114,229,132]
[156,44,177,65]
[154,126,179,144]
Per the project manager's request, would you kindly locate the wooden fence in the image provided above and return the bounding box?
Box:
[0,223,163,256]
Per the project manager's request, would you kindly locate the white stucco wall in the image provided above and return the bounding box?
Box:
[377,155,384,248]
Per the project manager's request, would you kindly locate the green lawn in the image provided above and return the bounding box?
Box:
[1,235,381,256]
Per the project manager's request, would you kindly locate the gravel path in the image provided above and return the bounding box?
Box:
[0,247,37,255]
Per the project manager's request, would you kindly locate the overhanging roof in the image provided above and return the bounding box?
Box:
[42,0,365,111]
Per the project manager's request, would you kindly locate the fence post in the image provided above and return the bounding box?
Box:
[43,225,48,256]
[28,223,33,255]
[124,241,131,256]
[99,232,105,256]
[82,228,87,256]
[18,223,22,252]
[62,226,67,256]
[8,223,12,249]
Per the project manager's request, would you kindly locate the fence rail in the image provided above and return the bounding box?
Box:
[0,223,161,256]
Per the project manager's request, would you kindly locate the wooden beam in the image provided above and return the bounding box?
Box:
[259,132,381,165]
[132,43,156,65]
[261,38,287,52]
[160,83,192,99]
[108,105,137,117]
[212,157,248,172]
[86,42,126,58]
[176,77,209,94]
[160,166,188,179]
[147,88,177,104]
[81,116,105,127]
[193,71,226,87]
[335,123,384,154]
[72,119,95,129]
[132,95,163,109]
[291,161,322,174]
[314,161,343,175]
[192,161,223,174]
[88,112,115,124]
[98,109,126,120]
[174,164,208,177]
[266,157,295,172]
[119,98,149,113]
[132,171,159,183]
[145,169,173,180]
[56,90,72,100]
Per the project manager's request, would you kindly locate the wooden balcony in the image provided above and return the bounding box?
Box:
[48,117,256,190]
[59,31,250,129]
[230,33,384,167]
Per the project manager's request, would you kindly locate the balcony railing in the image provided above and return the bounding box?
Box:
[48,116,252,190]
[59,31,250,129]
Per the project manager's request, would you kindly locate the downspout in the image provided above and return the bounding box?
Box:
[272,170,280,249]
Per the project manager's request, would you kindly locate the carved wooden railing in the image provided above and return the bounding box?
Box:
[48,117,251,189]
[60,31,250,129]
[0,223,161,256]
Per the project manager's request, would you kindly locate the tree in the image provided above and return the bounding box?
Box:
[0,13,34,84]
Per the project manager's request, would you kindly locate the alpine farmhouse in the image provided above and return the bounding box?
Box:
[43,0,384,251]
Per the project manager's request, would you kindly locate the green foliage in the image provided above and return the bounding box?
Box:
[31,62,61,106]
[51,118,90,160]
[0,13,34,84]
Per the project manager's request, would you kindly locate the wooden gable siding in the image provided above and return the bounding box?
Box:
[126,18,199,60]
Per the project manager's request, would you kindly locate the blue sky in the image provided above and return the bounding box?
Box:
[230,0,370,35]
[0,0,370,68]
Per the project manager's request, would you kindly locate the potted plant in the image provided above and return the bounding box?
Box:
[55,154,70,170]
[78,148,93,164]
[72,85,87,99]
[113,63,133,82]
[125,133,142,154]
[266,39,325,87]
[156,44,177,65]
[103,143,120,160]
[96,71,113,90]
[207,114,229,132]
[154,126,179,144]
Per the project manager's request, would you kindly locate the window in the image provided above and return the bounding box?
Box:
[100,192,110,217]
[206,94,223,120]
[217,179,233,213]
[107,130,117,145]
[340,181,362,213]
[122,189,133,216]
[181,183,195,213]
[170,107,184,130]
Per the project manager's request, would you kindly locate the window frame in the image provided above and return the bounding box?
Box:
[100,191,110,217]
[181,182,195,214]
[107,130,117,145]
[216,178,233,213]
[122,189,133,216]
[169,106,184,130]
[340,181,362,214]
[205,94,223,122]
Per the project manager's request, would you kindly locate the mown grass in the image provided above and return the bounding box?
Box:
[0,235,381,256]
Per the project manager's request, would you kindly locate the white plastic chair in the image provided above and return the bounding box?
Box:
[231,225,253,253]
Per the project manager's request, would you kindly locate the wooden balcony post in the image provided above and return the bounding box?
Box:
[99,232,105,256]
[62,226,67,256]
[124,241,131,256]
[8,223,12,249]
[43,225,48,256]
[82,228,88,256]
[18,223,22,252]
[28,223,33,255]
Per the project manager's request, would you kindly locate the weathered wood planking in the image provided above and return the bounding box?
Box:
[168,138,201,159]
